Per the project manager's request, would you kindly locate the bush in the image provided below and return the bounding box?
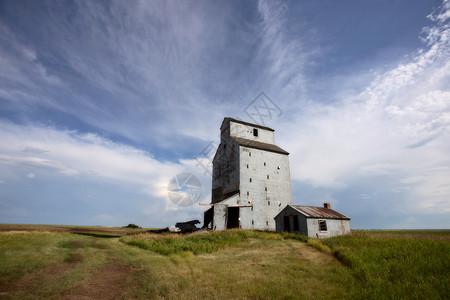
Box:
[123,224,141,229]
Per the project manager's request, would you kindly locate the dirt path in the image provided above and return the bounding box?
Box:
[0,261,79,299]
[0,233,133,300]
[63,259,131,300]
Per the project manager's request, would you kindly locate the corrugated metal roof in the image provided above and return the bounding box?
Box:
[222,117,275,132]
[231,137,289,155]
[291,205,350,220]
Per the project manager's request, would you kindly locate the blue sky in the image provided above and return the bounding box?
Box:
[0,0,449,229]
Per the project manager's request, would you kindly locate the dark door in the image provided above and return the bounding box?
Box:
[293,215,299,232]
[227,207,239,229]
[283,216,290,232]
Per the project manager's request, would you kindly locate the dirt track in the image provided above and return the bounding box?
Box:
[0,225,136,299]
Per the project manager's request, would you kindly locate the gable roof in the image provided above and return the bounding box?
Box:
[290,205,350,220]
[231,137,289,155]
[222,117,275,132]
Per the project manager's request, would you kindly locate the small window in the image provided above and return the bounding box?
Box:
[251,206,253,211]
[264,162,266,166]
[246,164,249,169]
[249,178,252,183]
[266,221,269,225]
[224,144,226,149]
[268,201,270,205]
[277,166,280,170]
[252,220,254,225]
[253,129,258,137]
[319,220,327,232]
[267,175,269,179]
[249,152,251,157]
[265,187,267,192]
[247,191,249,196]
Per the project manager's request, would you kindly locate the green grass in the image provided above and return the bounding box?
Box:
[0,231,69,283]
[318,230,450,299]
[1,227,448,299]
[113,232,350,299]
[120,229,308,256]
[0,231,110,297]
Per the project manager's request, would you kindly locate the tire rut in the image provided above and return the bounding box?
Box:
[63,259,131,300]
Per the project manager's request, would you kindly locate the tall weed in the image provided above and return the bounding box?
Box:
[121,230,308,256]
[321,231,450,299]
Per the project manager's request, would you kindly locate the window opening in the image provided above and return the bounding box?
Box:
[267,175,269,179]
[264,162,266,166]
[265,187,267,192]
[249,152,251,157]
[247,191,249,196]
[253,129,258,137]
[249,178,252,183]
[246,164,249,169]
[268,201,270,205]
[266,221,269,225]
[319,220,327,231]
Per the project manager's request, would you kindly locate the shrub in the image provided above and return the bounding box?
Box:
[123,224,141,229]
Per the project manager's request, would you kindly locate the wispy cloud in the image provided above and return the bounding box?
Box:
[0,0,448,228]
[276,2,450,221]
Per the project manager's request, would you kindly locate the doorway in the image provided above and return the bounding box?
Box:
[227,207,239,229]
[283,216,290,232]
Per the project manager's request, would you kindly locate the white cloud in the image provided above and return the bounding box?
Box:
[0,155,78,176]
[277,2,450,217]
[359,163,401,175]
[401,175,425,184]
[0,121,204,203]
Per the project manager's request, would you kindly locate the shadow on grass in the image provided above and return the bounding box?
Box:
[72,232,122,238]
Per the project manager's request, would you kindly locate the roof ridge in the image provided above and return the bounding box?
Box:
[223,117,275,132]
[290,204,350,220]
[231,136,289,155]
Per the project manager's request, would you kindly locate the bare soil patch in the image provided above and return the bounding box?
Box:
[0,261,79,299]
[63,260,131,300]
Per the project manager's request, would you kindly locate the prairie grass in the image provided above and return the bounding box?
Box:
[120,229,307,256]
[113,234,351,299]
[0,231,110,298]
[1,226,448,299]
[307,238,332,254]
[0,231,69,283]
[319,230,450,299]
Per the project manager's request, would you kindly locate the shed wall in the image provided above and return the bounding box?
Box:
[306,218,351,238]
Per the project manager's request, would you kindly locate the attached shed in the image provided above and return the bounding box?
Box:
[274,203,351,238]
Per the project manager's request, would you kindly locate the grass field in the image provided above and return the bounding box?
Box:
[0,225,448,299]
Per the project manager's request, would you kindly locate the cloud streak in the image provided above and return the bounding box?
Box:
[0,0,448,228]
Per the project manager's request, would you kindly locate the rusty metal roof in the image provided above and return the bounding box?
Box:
[231,137,289,155]
[291,205,350,220]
